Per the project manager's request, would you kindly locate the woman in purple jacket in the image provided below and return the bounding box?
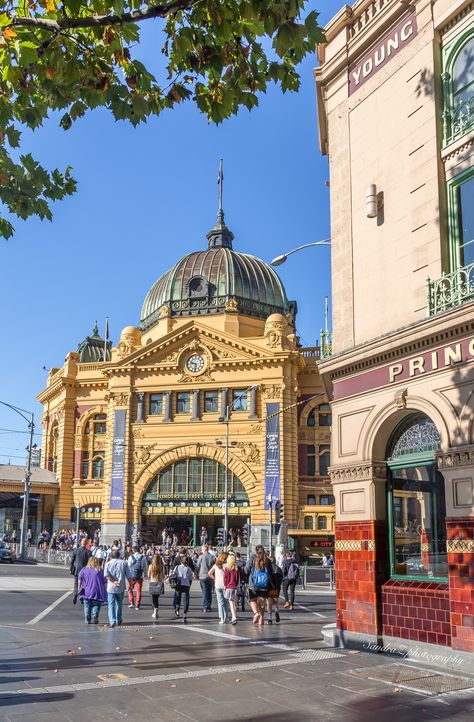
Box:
[78,556,108,624]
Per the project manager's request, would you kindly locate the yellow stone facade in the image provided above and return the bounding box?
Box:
[36,221,333,551]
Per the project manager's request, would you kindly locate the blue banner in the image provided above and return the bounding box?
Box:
[264,402,280,509]
[110,409,126,510]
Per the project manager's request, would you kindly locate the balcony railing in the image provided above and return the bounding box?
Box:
[426,262,474,316]
[319,330,333,359]
[443,96,474,146]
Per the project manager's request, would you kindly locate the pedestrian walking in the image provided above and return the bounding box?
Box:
[281,552,299,611]
[235,552,247,612]
[223,553,240,624]
[195,544,215,612]
[244,545,275,625]
[200,526,208,546]
[208,551,229,624]
[127,546,148,610]
[104,549,131,627]
[148,552,165,621]
[78,556,108,624]
[268,556,283,623]
[172,552,193,622]
[70,538,91,604]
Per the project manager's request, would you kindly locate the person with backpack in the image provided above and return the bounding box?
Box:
[267,555,283,624]
[282,552,299,610]
[244,545,275,625]
[223,553,241,624]
[127,546,148,610]
[172,552,194,622]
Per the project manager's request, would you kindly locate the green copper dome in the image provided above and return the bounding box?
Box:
[77,322,112,362]
[140,211,293,331]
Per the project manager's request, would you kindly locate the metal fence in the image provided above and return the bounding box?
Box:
[12,544,73,566]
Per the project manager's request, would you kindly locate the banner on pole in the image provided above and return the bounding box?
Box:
[110,409,126,510]
[264,402,280,510]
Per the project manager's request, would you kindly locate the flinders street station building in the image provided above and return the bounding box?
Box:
[31,208,334,554]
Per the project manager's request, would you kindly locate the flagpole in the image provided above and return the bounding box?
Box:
[104,317,109,362]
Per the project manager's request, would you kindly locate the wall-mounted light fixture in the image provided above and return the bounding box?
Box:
[366,184,383,218]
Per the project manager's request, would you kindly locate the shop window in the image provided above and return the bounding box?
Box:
[204,390,218,413]
[176,392,190,414]
[307,494,316,505]
[387,414,447,581]
[232,389,248,411]
[317,515,327,530]
[306,445,316,475]
[149,393,163,415]
[304,515,314,530]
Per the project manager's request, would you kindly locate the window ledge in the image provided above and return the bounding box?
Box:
[441,127,474,161]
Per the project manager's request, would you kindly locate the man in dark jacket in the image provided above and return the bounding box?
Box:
[195,545,215,612]
[70,538,91,603]
[281,552,299,610]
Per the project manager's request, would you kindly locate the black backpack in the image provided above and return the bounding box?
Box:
[129,555,143,581]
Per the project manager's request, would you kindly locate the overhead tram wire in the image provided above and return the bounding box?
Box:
[0,427,42,436]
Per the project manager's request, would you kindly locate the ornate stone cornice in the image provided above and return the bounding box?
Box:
[330,461,387,483]
[436,446,474,469]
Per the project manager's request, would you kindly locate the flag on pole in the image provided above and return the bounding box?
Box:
[104,317,109,362]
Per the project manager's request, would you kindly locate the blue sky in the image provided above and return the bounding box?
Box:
[0,1,343,462]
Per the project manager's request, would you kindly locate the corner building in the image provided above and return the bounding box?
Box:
[316,0,474,654]
[37,208,334,554]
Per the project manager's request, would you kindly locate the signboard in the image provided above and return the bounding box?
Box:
[333,336,474,401]
[349,11,417,95]
[109,409,126,510]
[264,403,280,510]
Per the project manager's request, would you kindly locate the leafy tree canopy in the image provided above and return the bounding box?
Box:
[0,0,324,239]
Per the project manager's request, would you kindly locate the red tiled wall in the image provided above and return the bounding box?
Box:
[447,517,474,653]
[335,520,387,636]
[382,580,450,647]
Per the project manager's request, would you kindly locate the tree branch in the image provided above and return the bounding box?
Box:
[11,0,202,33]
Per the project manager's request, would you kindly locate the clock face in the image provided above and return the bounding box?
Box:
[186,353,205,373]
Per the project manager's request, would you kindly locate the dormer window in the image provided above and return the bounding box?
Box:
[188,275,209,299]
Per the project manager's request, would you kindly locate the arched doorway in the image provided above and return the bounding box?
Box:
[140,457,250,546]
[386,413,447,581]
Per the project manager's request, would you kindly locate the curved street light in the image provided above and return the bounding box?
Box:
[0,400,35,561]
[271,240,331,266]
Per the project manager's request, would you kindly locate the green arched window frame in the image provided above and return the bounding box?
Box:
[442,25,474,146]
[386,414,447,583]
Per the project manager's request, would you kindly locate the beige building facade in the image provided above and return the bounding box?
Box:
[316,0,474,655]
[34,208,334,555]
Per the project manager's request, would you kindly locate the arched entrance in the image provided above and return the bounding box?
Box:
[386,413,447,581]
[140,457,250,546]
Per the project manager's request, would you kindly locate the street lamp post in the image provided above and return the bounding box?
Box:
[218,385,259,546]
[270,240,331,267]
[0,401,35,561]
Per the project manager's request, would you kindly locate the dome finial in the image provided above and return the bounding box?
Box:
[207,158,234,249]
[92,320,99,336]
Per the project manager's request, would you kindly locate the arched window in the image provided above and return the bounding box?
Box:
[444,31,474,144]
[387,413,447,581]
[144,458,248,503]
[319,446,330,476]
[317,404,332,427]
[81,413,107,481]
[317,515,327,530]
[304,515,314,530]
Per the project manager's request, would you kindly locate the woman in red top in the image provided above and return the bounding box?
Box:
[223,553,241,625]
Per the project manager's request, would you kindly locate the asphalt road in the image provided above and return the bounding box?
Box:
[0,562,473,722]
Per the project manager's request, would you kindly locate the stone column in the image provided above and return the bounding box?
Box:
[249,386,258,419]
[136,392,145,423]
[191,389,200,421]
[437,447,474,653]
[219,388,228,421]
[163,391,172,423]
[331,462,388,640]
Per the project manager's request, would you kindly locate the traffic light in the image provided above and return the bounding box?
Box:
[242,523,249,547]
[275,500,282,523]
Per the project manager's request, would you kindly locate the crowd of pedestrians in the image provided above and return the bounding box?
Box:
[69,535,302,629]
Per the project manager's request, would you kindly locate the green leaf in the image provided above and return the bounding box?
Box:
[0,217,14,240]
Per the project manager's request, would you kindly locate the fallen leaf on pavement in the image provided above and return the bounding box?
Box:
[53,669,59,673]
[66,650,76,656]
[170,684,176,688]
[348,650,360,654]
[235,679,241,683]
[393,688,401,693]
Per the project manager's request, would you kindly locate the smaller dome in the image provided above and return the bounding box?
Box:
[77,322,111,363]
[265,313,287,325]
